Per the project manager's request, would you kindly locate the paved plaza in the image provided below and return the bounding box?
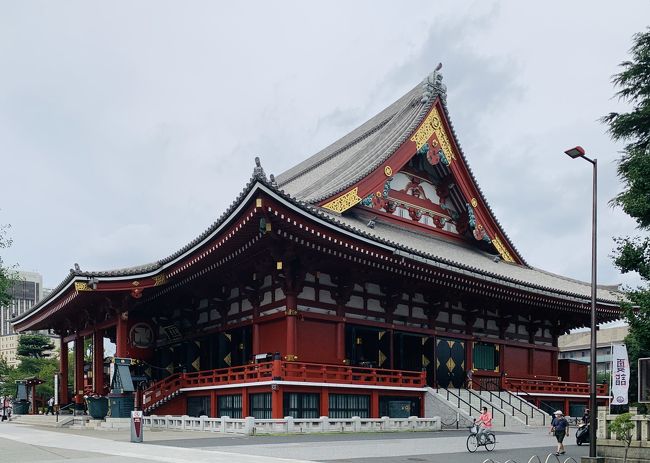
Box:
[0,421,589,463]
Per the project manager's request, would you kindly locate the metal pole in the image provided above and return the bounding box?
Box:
[588,157,598,458]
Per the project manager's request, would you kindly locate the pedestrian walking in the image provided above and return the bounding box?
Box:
[550,410,569,455]
[46,397,54,415]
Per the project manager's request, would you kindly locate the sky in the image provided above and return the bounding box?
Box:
[1,1,649,305]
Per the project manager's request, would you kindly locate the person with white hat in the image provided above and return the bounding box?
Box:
[550,410,569,455]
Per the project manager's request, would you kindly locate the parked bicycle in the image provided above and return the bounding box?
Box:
[466,422,496,452]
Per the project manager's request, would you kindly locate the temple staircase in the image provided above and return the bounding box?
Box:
[425,387,549,430]
[10,413,82,428]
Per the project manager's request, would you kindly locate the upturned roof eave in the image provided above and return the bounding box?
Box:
[15,177,623,332]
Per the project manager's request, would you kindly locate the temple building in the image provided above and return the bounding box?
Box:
[12,68,622,419]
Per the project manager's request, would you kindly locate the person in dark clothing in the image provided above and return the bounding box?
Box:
[550,410,569,455]
[582,408,590,424]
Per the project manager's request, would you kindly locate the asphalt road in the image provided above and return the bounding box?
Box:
[1,422,590,463]
[146,429,590,462]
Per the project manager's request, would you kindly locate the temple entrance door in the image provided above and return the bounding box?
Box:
[217,326,252,368]
[435,338,465,388]
[345,325,384,367]
[394,332,424,371]
[422,336,436,386]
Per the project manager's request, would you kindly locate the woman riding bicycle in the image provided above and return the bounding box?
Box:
[475,406,493,442]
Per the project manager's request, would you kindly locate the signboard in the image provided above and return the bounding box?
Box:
[611,343,630,405]
[639,357,650,403]
[131,410,143,443]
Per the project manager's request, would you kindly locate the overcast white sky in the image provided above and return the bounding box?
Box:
[1,1,649,298]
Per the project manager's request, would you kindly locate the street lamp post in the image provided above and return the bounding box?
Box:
[564,146,598,459]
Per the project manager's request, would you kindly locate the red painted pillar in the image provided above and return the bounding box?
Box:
[371,390,380,418]
[528,348,534,375]
[389,329,394,369]
[336,321,345,362]
[252,322,260,355]
[320,388,329,417]
[210,390,217,417]
[74,336,84,397]
[93,330,104,394]
[285,293,298,361]
[242,388,249,418]
[271,386,283,418]
[59,338,69,405]
[116,312,129,358]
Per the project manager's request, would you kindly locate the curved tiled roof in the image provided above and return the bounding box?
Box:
[276,83,430,203]
[276,70,527,265]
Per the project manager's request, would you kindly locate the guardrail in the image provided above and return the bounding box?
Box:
[143,360,427,411]
[143,414,441,435]
[503,377,608,396]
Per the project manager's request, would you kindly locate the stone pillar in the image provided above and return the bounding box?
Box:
[59,338,69,405]
[93,329,104,394]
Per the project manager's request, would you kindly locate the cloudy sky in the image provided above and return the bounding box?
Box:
[1,1,649,298]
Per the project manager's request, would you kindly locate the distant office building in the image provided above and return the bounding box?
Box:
[558,326,629,374]
[0,271,56,367]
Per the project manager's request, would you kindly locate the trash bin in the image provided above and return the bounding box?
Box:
[86,396,109,419]
[12,400,30,415]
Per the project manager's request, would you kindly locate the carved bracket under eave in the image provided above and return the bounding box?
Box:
[322,187,363,213]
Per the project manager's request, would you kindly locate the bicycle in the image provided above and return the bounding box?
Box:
[466,423,496,452]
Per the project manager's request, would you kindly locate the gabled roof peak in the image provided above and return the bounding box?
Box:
[253,156,267,181]
[421,63,447,104]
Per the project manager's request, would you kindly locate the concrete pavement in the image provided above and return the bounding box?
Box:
[0,422,312,463]
[0,421,588,463]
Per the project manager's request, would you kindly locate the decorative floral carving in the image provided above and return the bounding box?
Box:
[322,187,363,213]
[492,237,515,262]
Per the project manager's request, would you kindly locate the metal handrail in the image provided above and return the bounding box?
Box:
[473,378,547,426]
[469,380,529,426]
[440,387,507,427]
[507,384,549,426]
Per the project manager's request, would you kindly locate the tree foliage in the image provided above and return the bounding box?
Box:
[603,28,650,404]
[0,222,17,307]
[17,333,55,358]
[608,412,635,463]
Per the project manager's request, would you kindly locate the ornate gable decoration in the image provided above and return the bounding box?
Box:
[322,187,363,214]
[410,106,456,165]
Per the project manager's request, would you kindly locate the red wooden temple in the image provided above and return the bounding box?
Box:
[13,67,621,419]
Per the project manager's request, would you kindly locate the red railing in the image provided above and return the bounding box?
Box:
[503,377,609,396]
[282,361,425,387]
[142,360,426,409]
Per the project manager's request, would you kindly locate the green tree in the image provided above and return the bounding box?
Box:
[603,28,650,403]
[608,412,635,463]
[0,222,17,307]
[17,333,55,358]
